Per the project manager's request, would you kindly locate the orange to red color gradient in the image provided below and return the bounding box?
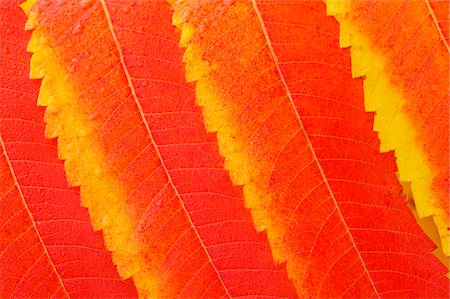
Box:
[0,1,137,297]
[21,0,296,297]
[175,0,448,297]
[0,0,448,298]
[326,0,449,256]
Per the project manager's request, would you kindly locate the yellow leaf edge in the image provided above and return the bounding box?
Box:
[169,0,312,296]
[21,0,164,296]
[324,0,449,266]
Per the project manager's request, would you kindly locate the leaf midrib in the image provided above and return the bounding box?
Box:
[98,1,232,297]
[250,0,381,297]
[0,133,69,298]
[424,0,450,52]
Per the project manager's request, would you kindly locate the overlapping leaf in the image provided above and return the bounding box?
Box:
[0,0,448,298]
[0,2,137,297]
[174,0,448,297]
[22,0,297,297]
[326,0,449,255]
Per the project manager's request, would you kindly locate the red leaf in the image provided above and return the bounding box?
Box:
[1,0,448,297]
[21,0,296,297]
[0,2,137,297]
[175,0,449,297]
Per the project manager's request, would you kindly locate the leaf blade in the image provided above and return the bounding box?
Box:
[25,0,297,297]
[0,136,67,298]
[174,0,449,297]
[326,0,450,256]
[0,2,138,297]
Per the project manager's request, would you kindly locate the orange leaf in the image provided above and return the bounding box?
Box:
[23,0,296,297]
[428,0,449,44]
[0,0,448,297]
[0,1,137,297]
[175,0,448,297]
[326,0,449,255]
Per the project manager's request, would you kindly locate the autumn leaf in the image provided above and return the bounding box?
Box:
[20,0,297,297]
[0,1,137,297]
[0,0,448,298]
[326,0,449,255]
[173,0,448,297]
[428,0,449,44]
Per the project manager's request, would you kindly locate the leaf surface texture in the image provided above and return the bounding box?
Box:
[326,0,449,255]
[0,0,447,298]
[174,0,449,297]
[24,0,296,297]
[0,1,137,297]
